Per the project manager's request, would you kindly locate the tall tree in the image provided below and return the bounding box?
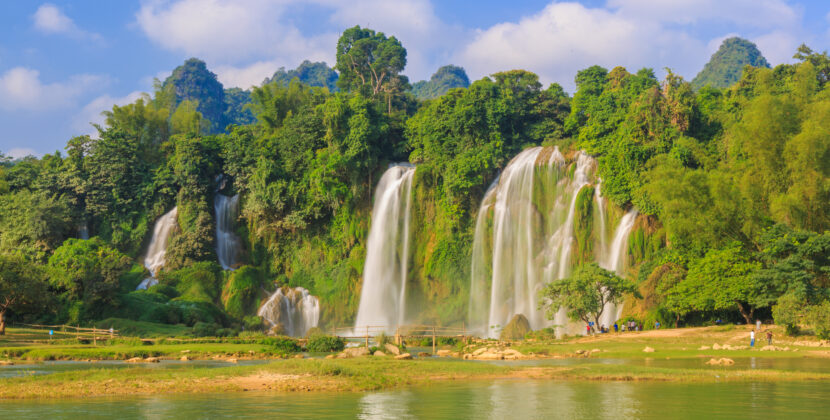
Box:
[335,26,408,103]
[0,255,47,335]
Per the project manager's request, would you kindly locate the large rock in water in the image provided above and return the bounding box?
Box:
[500,314,531,340]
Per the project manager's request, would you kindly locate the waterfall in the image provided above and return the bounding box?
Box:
[470,146,601,337]
[598,209,638,327]
[354,164,415,332]
[215,193,241,270]
[137,207,178,290]
[594,181,607,259]
[258,286,320,337]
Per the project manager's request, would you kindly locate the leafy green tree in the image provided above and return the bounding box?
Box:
[266,60,339,92]
[0,254,48,335]
[47,238,133,320]
[539,263,640,328]
[335,26,408,104]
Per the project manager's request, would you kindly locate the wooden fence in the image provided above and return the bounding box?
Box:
[12,322,118,345]
[331,325,468,354]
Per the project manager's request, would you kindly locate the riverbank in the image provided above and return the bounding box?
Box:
[4,357,830,400]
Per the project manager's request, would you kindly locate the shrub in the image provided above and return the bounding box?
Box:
[192,321,220,337]
[306,335,345,352]
[243,315,263,331]
[304,327,323,338]
[773,293,804,336]
[808,302,830,340]
[148,284,180,299]
[222,266,265,318]
[525,327,557,341]
[263,336,301,354]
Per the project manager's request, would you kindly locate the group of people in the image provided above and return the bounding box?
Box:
[750,320,774,347]
[585,320,642,335]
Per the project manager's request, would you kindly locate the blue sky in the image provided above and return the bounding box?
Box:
[2,0,830,158]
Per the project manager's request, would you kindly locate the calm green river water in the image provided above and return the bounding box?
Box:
[1,379,828,419]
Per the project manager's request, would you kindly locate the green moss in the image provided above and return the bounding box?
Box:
[573,186,595,265]
[222,266,265,319]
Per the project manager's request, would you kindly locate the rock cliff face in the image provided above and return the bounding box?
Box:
[500,314,531,340]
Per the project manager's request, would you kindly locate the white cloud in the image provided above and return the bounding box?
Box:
[5,148,38,159]
[607,0,800,28]
[754,30,799,65]
[458,2,706,89]
[73,91,146,137]
[0,67,109,111]
[33,3,103,42]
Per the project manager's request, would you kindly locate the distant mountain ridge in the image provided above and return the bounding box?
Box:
[692,37,770,90]
[412,65,470,99]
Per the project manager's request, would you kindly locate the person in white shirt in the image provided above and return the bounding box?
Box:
[750,330,756,347]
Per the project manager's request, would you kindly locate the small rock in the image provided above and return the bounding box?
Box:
[181,350,191,353]
[643,347,655,353]
[463,353,474,360]
[590,349,601,353]
[436,350,452,357]
[0,360,14,366]
[395,353,412,360]
[472,348,487,356]
[325,354,335,359]
[417,352,432,358]
[705,358,735,366]
[294,354,304,359]
[180,356,189,361]
[125,357,143,363]
[336,352,351,359]
[384,343,401,356]
[698,346,711,350]
[227,358,238,363]
[713,343,722,350]
[144,357,160,363]
[575,349,586,355]
[373,351,386,357]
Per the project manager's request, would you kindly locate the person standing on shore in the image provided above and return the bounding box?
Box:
[750,330,756,347]
[766,330,773,346]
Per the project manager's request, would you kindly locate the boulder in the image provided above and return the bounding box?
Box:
[417,352,432,358]
[477,352,504,360]
[713,343,722,350]
[499,314,531,340]
[706,358,735,366]
[343,347,371,358]
[591,349,601,353]
[463,353,474,360]
[180,356,189,361]
[144,357,160,363]
[698,346,711,350]
[472,348,488,356]
[384,343,401,356]
[436,350,452,357]
[294,354,304,359]
[395,353,413,360]
[125,357,143,363]
[503,349,524,358]
[0,360,14,366]
[325,354,335,359]
[373,351,386,357]
[643,347,655,353]
[180,350,191,354]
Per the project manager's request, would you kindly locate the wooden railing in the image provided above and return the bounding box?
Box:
[12,322,118,344]
[330,324,469,354]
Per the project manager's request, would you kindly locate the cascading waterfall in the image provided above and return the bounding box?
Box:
[469,146,638,337]
[354,164,415,332]
[598,209,638,327]
[258,286,320,337]
[215,193,241,270]
[136,207,178,290]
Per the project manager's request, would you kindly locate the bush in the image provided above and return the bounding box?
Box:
[243,315,263,331]
[306,335,345,352]
[192,321,220,337]
[222,266,264,318]
[525,327,557,341]
[149,284,180,299]
[500,314,531,340]
[773,293,804,336]
[808,302,830,340]
[304,327,323,338]
[262,336,301,354]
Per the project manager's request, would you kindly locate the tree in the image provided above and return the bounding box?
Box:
[411,65,470,100]
[539,263,640,329]
[335,26,408,99]
[0,255,47,335]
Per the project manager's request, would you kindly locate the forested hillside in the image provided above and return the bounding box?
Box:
[0,26,827,338]
[691,37,770,90]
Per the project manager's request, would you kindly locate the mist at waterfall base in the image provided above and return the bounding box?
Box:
[468,147,638,338]
[353,164,415,332]
[136,207,178,290]
[257,287,320,337]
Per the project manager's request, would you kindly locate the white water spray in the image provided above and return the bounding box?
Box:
[258,287,320,337]
[137,207,178,290]
[215,193,241,270]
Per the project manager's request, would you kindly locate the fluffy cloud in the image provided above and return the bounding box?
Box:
[458,1,806,90]
[0,67,108,111]
[33,3,103,42]
[73,91,146,137]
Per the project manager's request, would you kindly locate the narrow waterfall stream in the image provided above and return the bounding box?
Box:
[354,164,415,332]
[598,209,638,327]
[215,193,241,270]
[137,207,178,290]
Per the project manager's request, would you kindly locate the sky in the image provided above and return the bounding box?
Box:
[2,0,830,158]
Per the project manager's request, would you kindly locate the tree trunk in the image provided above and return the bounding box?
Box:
[0,310,5,336]
[675,313,680,329]
[736,302,752,324]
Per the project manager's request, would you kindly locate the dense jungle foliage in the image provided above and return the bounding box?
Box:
[0,30,827,337]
